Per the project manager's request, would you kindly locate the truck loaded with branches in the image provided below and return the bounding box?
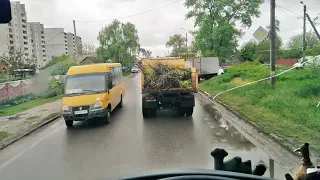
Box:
[141,58,198,118]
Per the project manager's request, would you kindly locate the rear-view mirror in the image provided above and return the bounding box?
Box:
[0,0,12,24]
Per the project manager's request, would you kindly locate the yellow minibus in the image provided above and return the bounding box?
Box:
[62,63,125,127]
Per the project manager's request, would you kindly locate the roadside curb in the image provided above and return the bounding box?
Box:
[0,113,61,150]
[198,90,301,159]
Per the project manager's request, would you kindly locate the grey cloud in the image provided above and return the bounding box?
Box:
[16,0,320,56]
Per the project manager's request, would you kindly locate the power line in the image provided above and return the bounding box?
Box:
[276,4,302,18]
[45,23,72,44]
[76,0,183,23]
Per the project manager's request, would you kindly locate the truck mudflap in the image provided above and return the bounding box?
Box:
[142,92,195,109]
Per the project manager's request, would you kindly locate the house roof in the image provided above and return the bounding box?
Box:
[78,54,97,64]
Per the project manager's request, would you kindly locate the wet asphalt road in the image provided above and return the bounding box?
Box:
[0,74,290,180]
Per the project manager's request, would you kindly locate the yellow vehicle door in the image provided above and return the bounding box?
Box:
[109,67,122,111]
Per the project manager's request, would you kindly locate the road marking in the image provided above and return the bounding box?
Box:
[0,121,63,171]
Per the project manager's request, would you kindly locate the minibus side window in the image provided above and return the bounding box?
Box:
[107,73,112,90]
[111,67,116,87]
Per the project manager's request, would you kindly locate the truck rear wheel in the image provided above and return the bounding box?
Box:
[142,108,150,118]
[178,108,186,116]
[186,107,194,116]
[150,108,157,117]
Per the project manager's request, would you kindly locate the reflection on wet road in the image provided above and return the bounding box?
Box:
[0,74,290,180]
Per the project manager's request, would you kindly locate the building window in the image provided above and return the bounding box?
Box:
[22,25,27,28]
[10,41,13,44]
[9,35,13,38]
[23,36,27,40]
[23,30,27,34]
[24,42,28,45]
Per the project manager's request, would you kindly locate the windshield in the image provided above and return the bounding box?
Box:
[64,73,107,96]
[2,1,320,180]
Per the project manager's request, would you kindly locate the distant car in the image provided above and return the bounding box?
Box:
[131,67,139,73]
[218,67,224,76]
[293,62,304,69]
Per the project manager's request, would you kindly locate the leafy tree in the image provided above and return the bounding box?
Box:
[165,34,186,57]
[240,41,257,62]
[266,19,280,33]
[139,48,152,58]
[255,38,282,63]
[185,0,263,28]
[97,20,140,67]
[0,45,36,76]
[42,54,69,70]
[279,49,303,59]
[287,31,320,49]
[184,0,263,59]
[82,43,96,55]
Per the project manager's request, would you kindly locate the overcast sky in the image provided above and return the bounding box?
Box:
[19,0,320,56]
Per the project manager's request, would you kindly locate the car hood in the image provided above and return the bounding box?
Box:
[62,94,108,107]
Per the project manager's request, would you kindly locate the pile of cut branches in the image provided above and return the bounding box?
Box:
[143,63,193,91]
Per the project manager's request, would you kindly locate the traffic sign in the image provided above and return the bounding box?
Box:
[253,26,268,42]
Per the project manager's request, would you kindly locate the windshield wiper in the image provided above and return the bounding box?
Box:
[82,89,103,94]
[65,92,82,97]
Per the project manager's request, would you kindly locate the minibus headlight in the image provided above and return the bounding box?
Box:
[63,105,70,111]
[93,101,102,108]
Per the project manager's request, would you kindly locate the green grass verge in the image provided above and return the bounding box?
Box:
[201,61,320,160]
[0,95,62,117]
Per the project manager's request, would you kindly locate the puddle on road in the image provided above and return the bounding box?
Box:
[200,103,291,179]
[8,113,30,121]
[8,116,21,121]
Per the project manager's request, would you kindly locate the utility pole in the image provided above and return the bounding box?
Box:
[73,20,78,60]
[270,0,276,86]
[306,13,320,40]
[302,3,307,62]
[185,32,188,60]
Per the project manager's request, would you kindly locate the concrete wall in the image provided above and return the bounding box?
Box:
[276,59,298,67]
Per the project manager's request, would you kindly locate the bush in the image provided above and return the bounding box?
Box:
[0,94,38,108]
[226,61,269,80]
[296,82,320,98]
[42,78,64,98]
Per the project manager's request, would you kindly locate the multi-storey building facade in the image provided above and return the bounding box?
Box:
[29,22,47,68]
[44,28,68,62]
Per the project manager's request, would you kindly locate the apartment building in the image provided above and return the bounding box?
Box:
[29,22,47,68]
[76,36,83,54]
[66,33,76,56]
[0,1,32,61]
[44,28,68,61]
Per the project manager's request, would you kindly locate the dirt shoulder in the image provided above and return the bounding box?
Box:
[0,99,62,149]
[197,92,303,174]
